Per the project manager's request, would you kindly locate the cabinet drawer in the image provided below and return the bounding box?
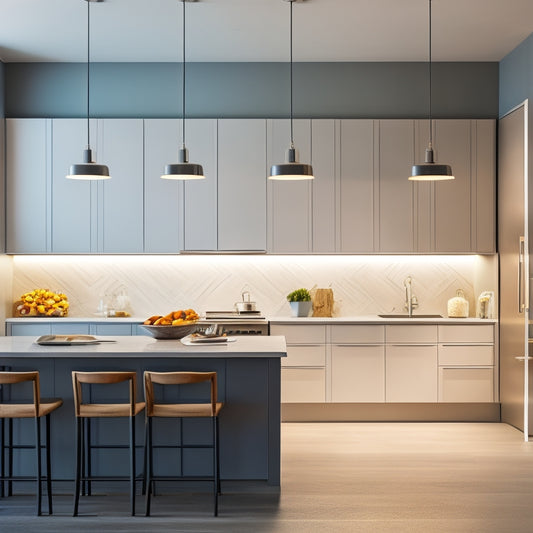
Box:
[386,325,437,344]
[438,324,494,343]
[282,345,326,367]
[270,324,326,344]
[438,367,494,402]
[330,325,384,344]
[438,345,493,366]
[281,368,326,402]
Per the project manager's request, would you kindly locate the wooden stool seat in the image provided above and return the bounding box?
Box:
[72,371,145,517]
[0,399,64,419]
[144,371,223,517]
[0,371,63,516]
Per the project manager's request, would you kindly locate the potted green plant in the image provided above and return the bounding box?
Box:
[286,288,313,317]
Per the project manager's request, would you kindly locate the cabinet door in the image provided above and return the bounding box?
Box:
[433,120,472,252]
[338,120,375,252]
[144,119,184,253]
[331,345,385,402]
[183,119,218,251]
[100,119,144,252]
[282,345,326,367]
[51,119,95,253]
[281,368,326,403]
[378,120,415,252]
[438,368,493,402]
[218,119,267,251]
[6,119,51,253]
[91,324,133,336]
[386,344,437,402]
[473,120,496,253]
[267,119,312,253]
[312,120,336,253]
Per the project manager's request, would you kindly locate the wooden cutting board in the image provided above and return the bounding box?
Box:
[312,288,334,317]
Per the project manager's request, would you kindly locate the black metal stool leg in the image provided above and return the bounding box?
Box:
[0,418,4,498]
[86,418,92,496]
[213,416,218,517]
[73,417,83,516]
[35,416,42,516]
[45,414,53,515]
[130,415,136,516]
[8,419,13,496]
[145,417,153,517]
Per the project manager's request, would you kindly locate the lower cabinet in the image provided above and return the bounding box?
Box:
[271,324,326,403]
[6,321,141,337]
[331,345,385,402]
[273,322,496,404]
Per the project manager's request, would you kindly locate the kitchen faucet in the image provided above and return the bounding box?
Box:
[404,276,419,317]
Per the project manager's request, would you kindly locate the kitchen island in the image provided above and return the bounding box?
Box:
[0,335,286,489]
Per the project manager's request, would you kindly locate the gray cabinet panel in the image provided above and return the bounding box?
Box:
[218,119,267,251]
[378,120,414,252]
[434,120,472,252]
[312,120,336,253]
[100,119,144,253]
[267,119,312,253]
[338,120,375,252]
[144,119,183,252]
[6,119,51,253]
[473,120,496,253]
[51,119,95,253]
[183,119,218,251]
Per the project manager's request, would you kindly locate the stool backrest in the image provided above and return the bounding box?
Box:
[0,371,40,416]
[144,371,218,416]
[72,371,138,416]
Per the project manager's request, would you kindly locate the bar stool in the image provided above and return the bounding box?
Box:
[72,371,145,516]
[0,371,63,516]
[144,371,223,516]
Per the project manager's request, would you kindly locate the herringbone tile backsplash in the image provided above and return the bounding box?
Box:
[11,255,496,318]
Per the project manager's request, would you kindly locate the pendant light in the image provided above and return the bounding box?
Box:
[409,0,454,181]
[269,0,313,181]
[162,0,204,180]
[67,0,110,181]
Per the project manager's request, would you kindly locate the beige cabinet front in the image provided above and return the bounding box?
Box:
[385,344,438,402]
[438,368,494,402]
[331,345,385,402]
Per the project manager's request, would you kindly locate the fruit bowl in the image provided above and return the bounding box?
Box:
[140,323,199,340]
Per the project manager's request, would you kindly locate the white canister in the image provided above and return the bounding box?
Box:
[447,289,469,318]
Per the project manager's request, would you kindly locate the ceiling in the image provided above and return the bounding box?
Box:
[1,0,532,63]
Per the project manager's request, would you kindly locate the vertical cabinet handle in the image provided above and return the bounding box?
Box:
[519,236,525,313]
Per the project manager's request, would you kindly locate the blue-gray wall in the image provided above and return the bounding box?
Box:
[499,32,533,117]
[4,61,498,119]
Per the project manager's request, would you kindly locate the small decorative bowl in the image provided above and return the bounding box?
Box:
[140,323,198,340]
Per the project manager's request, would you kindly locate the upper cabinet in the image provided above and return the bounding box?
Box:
[4,118,495,255]
[218,119,267,251]
[144,119,218,252]
[6,119,51,253]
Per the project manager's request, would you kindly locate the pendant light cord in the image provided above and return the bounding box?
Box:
[86,0,91,147]
[289,0,294,147]
[182,0,186,147]
[428,0,433,148]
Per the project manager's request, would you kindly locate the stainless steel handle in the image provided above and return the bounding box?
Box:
[519,236,525,313]
[389,344,435,347]
[334,344,381,347]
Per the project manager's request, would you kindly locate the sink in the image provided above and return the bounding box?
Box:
[378,314,443,319]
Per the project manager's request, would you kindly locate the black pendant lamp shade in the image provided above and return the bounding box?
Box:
[68,147,110,180]
[162,0,205,180]
[409,0,454,182]
[67,0,110,181]
[269,0,314,181]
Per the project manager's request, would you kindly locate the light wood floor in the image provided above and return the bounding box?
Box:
[1,422,533,532]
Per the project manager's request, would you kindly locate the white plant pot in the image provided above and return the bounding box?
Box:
[289,301,312,317]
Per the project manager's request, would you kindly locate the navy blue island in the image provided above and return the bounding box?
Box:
[0,335,286,490]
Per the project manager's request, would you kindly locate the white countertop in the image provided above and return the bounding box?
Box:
[5,315,497,324]
[268,315,497,325]
[0,335,287,358]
